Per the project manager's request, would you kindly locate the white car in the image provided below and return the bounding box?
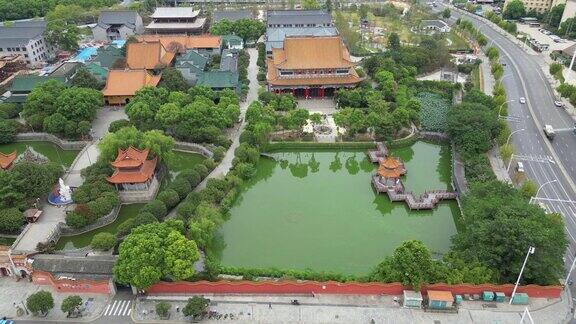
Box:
[519,97,526,104]
[554,100,564,107]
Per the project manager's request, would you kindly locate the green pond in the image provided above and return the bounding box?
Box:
[217,141,460,275]
[55,204,144,250]
[0,141,79,167]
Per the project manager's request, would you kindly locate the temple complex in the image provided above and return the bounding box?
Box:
[266,36,363,98]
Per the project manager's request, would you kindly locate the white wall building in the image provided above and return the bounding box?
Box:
[0,20,54,67]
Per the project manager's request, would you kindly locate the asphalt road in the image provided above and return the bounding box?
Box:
[441,3,576,313]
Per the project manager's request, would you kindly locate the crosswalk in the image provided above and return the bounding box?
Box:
[103,299,132,317]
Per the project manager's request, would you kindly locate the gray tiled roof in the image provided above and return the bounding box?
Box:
[266,10,332,26]
[32,254,116,280]
[265,26,338,52]
[220,49,238,72]
[98,10,139,28]
[212,10,251,23]
[0,21,46,48]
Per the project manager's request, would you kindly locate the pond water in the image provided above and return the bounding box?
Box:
[55,203,144,250]
[217,141,460,275]
[0,141,79,168]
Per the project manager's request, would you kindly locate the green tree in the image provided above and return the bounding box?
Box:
[156,301,171,318]
[182,296,209,319]
[0,207,23,233]
[27,290,54,316]
[114,222,200,289]
[302,0,320,9]
[158,189,180,209]
[61,295,82,317]
[453,180,567,284]
[359,4,370,20]
[0,119,17,144]
[546,4,565,28]
[447,103,501,158]
[91,232,116,251]
[72,67,102,90]
[503,0,526,19]
[98,126,174,163]
[442,8,451,19]
[550,62,564,82]
[23,79,66,127]
[520,180,538,199]
[45,19,79,51]
[56,87,102,123]
[559,17,576,38]
[155,103,182,130]
[387,32,401,51]
[159,68,189,92]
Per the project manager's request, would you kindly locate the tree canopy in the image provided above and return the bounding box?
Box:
[503,0,526,20]
[447,102,501,158]
[113,221,200,289]
[453,180,567,285]
[210,18,265,43]
[26,290,54,316]
[98,126,175,163]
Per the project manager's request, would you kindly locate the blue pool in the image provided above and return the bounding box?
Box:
[112,40,126,48]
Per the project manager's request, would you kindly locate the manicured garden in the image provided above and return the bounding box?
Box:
[0,141,79,167]
[218,142,460,275]
[56,203,144,250]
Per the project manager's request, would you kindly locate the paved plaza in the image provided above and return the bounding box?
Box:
[133,293,571,324]
[0,277,109,322]
[297,99,337,115]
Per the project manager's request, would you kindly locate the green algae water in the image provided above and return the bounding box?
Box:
[0,141,79,167]
[218,141,460,275]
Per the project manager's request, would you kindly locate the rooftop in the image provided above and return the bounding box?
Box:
[0,151,16,170]
[91,45,123,68]
[126,41,175,70]
[49,61,81,77]
[151,7,200,19]
[111,146,150,168]
[427,290,454,302]
[10,74,67,93]
[32,254,116,280]
[265,26,338,52]
[0,20,46,47]
[98,10,139,28]
[136,35,221,50]
[102,69,161,97]
[197,70,238,89]
[212,10,251,23]
[146,18,207,31]
[271,36,352,69]
[266,9,332,26]
[220,49,238,72]
[175,49,209,69]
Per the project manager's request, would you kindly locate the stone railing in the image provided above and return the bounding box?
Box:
[174,141,213,158]
[118,177,160,203]
[58,205,121,237]
[419,131,450,142]
[16,132,89,150]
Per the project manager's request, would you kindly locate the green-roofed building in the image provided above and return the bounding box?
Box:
[175,49,209,85]
[92,45,123,69]
[221,34,244,50]
[197,71,239,92]
[5,75,68,103]
[85,62,109,81]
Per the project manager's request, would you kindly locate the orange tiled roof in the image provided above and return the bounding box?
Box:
[111,147,150,168]
[136,35,221,50]
[102,70,161,97]
[0,151,16,170]
[107,156,157,184]
[381,156,401,169]
[266,58,362,87]
[272,36,353,70]
[427,290,453,302]
[126,41,175,70]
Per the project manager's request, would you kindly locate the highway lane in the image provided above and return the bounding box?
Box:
[443,5,576,285]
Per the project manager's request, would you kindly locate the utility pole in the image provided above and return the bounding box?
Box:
[510,246,536,304]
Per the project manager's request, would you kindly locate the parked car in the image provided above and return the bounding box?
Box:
[544,124,556,139]
[554,100,564,107]
[519,97,526,104]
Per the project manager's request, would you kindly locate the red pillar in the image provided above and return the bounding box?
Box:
[320,88,325,98]
[304,88,309,98]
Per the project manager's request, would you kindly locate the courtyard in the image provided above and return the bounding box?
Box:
[217,141,460,275]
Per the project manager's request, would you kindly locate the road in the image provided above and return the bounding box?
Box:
[442,3,576,311]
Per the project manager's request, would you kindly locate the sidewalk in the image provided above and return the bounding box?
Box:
[132,292,570,323]
[487,146,512,183]
[0,277,109,322]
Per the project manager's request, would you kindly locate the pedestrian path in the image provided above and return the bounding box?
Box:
[103,299,132,317]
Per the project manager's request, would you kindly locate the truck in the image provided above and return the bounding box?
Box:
[544,124,555,139]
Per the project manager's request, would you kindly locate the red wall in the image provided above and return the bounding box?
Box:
[33,271,111,295]
[147,280,562,299]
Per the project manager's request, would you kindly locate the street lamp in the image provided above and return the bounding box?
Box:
[510,246,536,305]
[505,128,525,172]
[498,99,515,117]
[529,179,558,204]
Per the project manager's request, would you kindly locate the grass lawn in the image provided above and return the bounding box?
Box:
[471,66,481,90]
[446,31,471,51]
